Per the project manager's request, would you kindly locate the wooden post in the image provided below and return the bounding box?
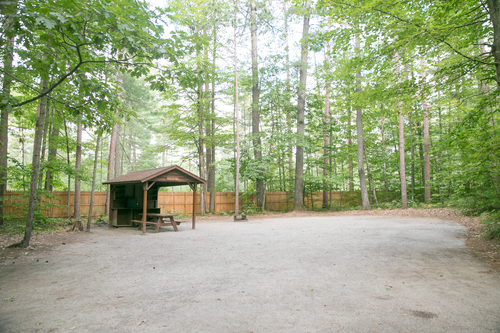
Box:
[142,182,148,234]
[192,183,197,229]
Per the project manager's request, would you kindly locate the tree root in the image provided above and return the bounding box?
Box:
[70,220,83,231]
[6,240,23,248]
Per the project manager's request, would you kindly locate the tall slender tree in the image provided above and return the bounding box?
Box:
[250,0,265,211]
[293,0,311,211]
[354,35,370,210]
[396,52,408,207]
[234,0,241,219]
[0,0,18,225]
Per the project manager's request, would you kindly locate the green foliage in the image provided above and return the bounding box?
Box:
[482,212,500,240]
[2,0,500,220]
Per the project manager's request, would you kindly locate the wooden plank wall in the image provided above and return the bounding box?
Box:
[3,190,362,219]
[4,191,107,219]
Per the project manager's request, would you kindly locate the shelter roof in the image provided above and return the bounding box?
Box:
[102,165,205,186]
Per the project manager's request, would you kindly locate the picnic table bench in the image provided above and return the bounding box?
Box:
[131,213,181,233]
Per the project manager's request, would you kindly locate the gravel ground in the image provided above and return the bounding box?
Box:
[1,212,500,332]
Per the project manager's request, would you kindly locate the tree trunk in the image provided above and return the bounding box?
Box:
[37,98,52,189]
[250,0,264,211]
[293,0,311,211]
[0,1,17,225]
[233,0,240,218]
[105,66,122,217]
[105,123,118,218]
[44,107,60,191]
[355,36,370,210]
[22,79,48,248]
[209,65,216,213]
[0,14,17,225]
[86,134,101,232]
[74,117,82,220]
[421,59,431,203]
[64,120,71,219]
[410,109,415,201]
[347,104,353,191]
[204,41,210,213]
[197,75,206,215]
[380,108,389,202]
[364,144,378,207]
[486,0,500,93]
[396,52,408,207]
[323,26,331,209]
[423,105,431,203]
[114,124,121,178]
[283,0,293,193]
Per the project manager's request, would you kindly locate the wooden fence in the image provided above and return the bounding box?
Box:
[3,190,362,219]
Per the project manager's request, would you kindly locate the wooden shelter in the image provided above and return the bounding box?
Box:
[103,165,205,233]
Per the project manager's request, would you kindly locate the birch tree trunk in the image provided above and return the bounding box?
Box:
[293,0,311,211]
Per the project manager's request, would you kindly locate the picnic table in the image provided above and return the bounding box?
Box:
[131,213,181,233]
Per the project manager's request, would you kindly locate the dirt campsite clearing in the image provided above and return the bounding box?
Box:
[1,209,500,332]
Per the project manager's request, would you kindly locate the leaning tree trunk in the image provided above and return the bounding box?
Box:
[293,0,311,211]
[22,79,48,248]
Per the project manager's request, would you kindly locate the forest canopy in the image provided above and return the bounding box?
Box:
[1,0,500,245]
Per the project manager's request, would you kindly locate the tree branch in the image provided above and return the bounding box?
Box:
[335,1,497,66]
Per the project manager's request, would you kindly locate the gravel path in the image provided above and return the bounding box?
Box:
[1,215,500,332]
